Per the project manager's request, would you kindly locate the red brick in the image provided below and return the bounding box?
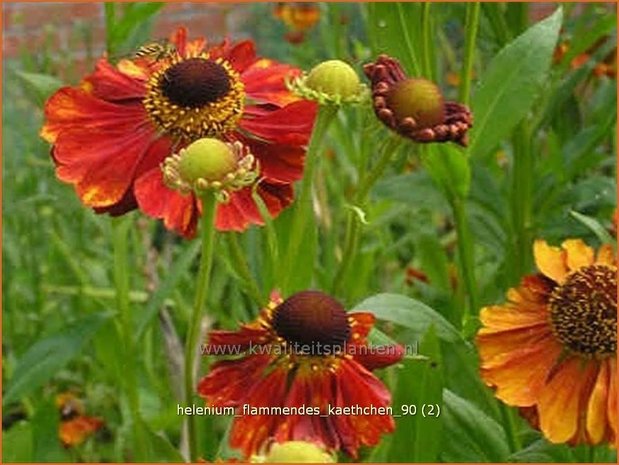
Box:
[9,3,100,31]
[3,33,20,58]
[154,13,229,42]
[161,2,191,15]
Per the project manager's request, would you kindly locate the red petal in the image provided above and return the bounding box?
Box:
[197,354,272,407]
[242,58,303,106]
[172,26,188,56]
[91,135,172,215]
[348,312,376,341]
[332,359,395,456]
[352,343,405,371]
[240,100,317,146]
[207,325,271,351]
[215,182,294,231]
[236,133,306,184]
[43,87,164,207]
[225,40,257,74]
[92,186,138,216]
[229,366,288,457]
[134,167,199,238]
[83,57,147,102]
[41,86,147,143]
[274,367,339,450]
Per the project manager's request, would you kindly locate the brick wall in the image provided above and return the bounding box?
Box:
[2,2,254,78]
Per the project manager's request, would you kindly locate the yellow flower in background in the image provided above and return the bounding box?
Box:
[274,3,321,44]
[477,239,616,445]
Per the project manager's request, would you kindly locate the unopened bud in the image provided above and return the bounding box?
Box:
[306,60,361,99]
[257,441,335,463]
[178,138,237,184]
[387,78,445,129]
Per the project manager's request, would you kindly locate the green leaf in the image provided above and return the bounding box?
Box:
[537,37,616,132]
[440,390,510,462]
[387,327,443,462]
[3,313,113,407]
[141,421,185,463]
[136,240,201,338]
[469,8,563,160]
[569,210,615,246]
[2,421,33,462]
[14,71,63,106]
[32,399,70,462]
[353,293,461,343]
[415,234,451,292]
[509,439,575,463]
[366,3,422,76]
[440,338,499,419]
[422,144,471,198]
[373,171,449,212]
[106,2,164,55]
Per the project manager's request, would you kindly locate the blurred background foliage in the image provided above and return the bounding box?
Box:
[2,2,617,463]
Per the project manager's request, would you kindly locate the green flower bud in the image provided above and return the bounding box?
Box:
[306,60,361,99]
[162,139,258,201]
[387,78,445,128]
[260,441,335,463]
[178,138,237,183]
[287,60,367,105]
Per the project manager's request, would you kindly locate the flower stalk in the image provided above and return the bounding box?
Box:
[511,123,534,279]
[459,3,481,104]
[332,136,401,297]
[112,217,147,460]
[282,104,339,292]
[184,193,217,461]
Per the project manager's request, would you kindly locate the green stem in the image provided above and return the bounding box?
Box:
[450,194,479,321]
[226,233,265,305]
[356,137,402,201]
[112,218,146,461]
[184,194,217,462]
[332,137,401,296]
[283,105,338,292]
[420,2,433,79]
[459,2,480,105]
[511,124,533,280]
[499,403,522,452]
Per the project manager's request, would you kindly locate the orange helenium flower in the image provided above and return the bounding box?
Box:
[477,239,617,445]
[56,392,104,447]
[274,3,321,44]
[59,416,104,447]
[41,27,317,237]
[197,290,404,458]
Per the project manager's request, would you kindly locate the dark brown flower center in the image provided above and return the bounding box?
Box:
[549,264,617,357]
[273,291,351,355]
[161,58,231,108]
[144,55,244,139]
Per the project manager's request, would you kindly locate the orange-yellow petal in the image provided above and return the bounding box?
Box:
[562,239,595,272]
[538,357,597,443]
[477,324,552,361]
[608,360,617,441]
[479,303,548,332]
[586,359,610,443]
[479,332,562,406]
[534,240,568,284]
[596,244,616,266]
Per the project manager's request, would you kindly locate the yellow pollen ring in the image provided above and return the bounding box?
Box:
[143,54,245,140]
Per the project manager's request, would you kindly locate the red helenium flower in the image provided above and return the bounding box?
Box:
[41,27,317,237]
[197,290,404,458]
